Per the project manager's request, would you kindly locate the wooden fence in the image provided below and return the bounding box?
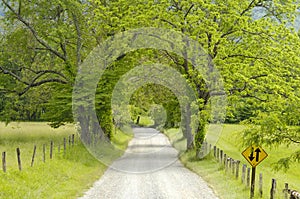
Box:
[200,142,300,199]
[1,134,75,172]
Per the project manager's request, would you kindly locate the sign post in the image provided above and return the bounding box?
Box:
[242,145,268,198]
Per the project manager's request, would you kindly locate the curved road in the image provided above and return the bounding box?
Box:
[79,128,219,199]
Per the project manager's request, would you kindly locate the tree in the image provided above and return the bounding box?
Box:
[130,84,181,128]
[92,0,300,163]
[1,0,300,168]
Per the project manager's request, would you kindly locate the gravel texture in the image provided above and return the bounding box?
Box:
[79,127,219,199]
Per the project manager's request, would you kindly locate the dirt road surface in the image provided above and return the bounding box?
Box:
[79,128,219,199]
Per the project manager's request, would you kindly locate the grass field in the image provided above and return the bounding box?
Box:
[165,124,300,199]
[0,122,132,199]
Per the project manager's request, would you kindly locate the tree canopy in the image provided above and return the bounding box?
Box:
[0,0,300,169]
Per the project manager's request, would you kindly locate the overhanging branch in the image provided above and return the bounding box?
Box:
[18,78,68,96]
[1,0,67,61]
[0,65,69,95]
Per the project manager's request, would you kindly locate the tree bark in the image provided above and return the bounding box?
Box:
[185,104,194,150]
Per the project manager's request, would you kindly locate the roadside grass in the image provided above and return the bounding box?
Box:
[0,122,132,199]
[165,125,300,199]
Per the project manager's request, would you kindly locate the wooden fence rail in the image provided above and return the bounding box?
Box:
[201,142,300,199]
[283,185,300,199]
[289,190,300,199]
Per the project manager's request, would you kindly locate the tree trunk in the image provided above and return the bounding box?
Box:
[185,104,194,150]
[136,116,140,125]
[77,105,91,145]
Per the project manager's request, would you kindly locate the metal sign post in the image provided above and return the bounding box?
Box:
[250,167,256,198]
[242,145,268,199]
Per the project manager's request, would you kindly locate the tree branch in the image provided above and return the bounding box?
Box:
[162,50,182,66]
[184,4,194,20]
[0,66,29,85]
[161,19,178,28]
[285,136,300,144]
[241,93,267,102]
[222,54,275,66]
[220,30,237,38]
[240,0,257,16]
[18,0,21,15]
[17,67,68,81]
[72,13,82,66]
[1,0,67,61]
[0,65,69,95]
[19,78,68,96]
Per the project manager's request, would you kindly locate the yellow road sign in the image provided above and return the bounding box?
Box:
[242,145,268,167]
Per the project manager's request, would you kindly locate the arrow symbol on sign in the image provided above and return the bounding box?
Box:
[249,147,255,161]
[242,146,268,167]
[255,148,261,162]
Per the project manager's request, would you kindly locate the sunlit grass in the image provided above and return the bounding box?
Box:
[165,124,300,199]
[0,122,132,198]
[216,124,300,199]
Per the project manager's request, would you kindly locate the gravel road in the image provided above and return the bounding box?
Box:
[79,127,219,199]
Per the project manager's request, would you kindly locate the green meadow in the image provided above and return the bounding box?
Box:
[1,121,299,199]
[165,124,300,199]
[0,122,132,199]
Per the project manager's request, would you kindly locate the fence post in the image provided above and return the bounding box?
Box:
[247,168,251,187]
[2,151,6,172]
[224,154,227,166]
[270,179,276,199]
[284,183,288,199]
[31,145,37,167]
[217,148,220,161]
[259,173,263,197]
[213,146,216,158]
[72,134,75,146]
[220,150,223,163]
[250,167,256,199]
[43,144,46,163]
[225,157,229,173]
[242,164,246,184]
[232,159,235,175]
[16,148,22,171]
[50,141,53,159]
[236,160,240,179]
[63,138,66,154]
[68,135,71,147]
